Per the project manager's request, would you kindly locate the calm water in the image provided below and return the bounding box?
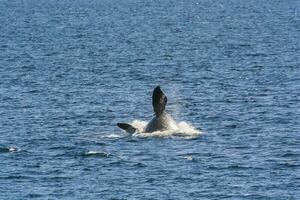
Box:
[1,0,300,199]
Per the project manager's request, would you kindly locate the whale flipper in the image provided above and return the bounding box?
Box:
[117,123,137,134]
[152,86,167,116]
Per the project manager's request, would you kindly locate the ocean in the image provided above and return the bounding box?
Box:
[0,0,299,199]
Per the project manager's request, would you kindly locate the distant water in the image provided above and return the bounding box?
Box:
[1,0,300,199]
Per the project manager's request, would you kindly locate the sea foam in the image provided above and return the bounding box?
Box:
[129,120,202,138]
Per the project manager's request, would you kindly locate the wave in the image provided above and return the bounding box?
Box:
[82,150,109,157]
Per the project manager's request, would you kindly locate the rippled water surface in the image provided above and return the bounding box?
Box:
[1,0,300,199]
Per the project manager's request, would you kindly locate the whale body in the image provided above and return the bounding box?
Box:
[117,86,178,134]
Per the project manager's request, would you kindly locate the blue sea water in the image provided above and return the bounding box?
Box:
[0,0,300,199]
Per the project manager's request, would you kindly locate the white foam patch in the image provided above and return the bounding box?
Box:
[130,120,202,138]
[9,147,18,152]
[183,156,193,161]
[102,133,123,139]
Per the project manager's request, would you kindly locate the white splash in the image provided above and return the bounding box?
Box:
[131,120,148,132]
[129,120,202,138]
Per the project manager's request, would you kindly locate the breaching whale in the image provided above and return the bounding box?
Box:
[117,86,178,134]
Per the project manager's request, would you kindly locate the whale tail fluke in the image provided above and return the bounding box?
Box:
[117,123,137,134]
[152,86,167,116]
[117,86,168,133]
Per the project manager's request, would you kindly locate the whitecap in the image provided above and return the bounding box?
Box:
[84,150,109,157]
[183,156,193,161]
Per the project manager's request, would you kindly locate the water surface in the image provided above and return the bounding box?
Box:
[0,0,299,199]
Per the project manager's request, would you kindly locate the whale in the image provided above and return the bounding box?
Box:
[117,86,178,134]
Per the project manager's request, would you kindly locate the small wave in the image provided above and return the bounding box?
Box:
[83,150,109,157]
[133,162,147,168]
[130,120,202,138]
[26,193,44,198]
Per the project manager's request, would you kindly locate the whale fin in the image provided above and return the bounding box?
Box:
[152,86,167,116]
[117,123,137,134]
